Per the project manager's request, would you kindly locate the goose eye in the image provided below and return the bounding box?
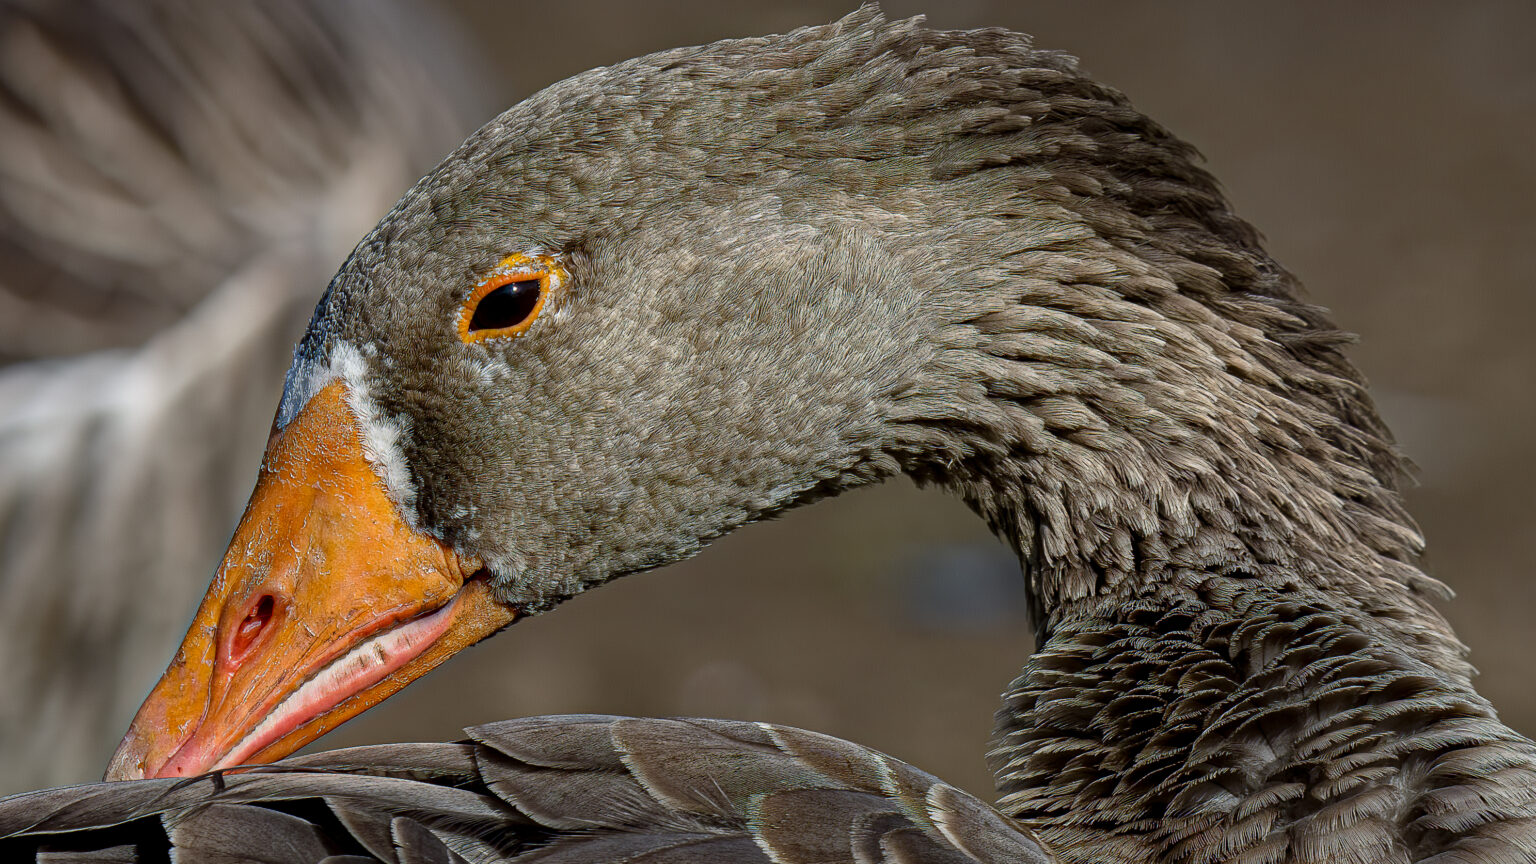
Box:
[469,279,540,332]
[458,257,558,343]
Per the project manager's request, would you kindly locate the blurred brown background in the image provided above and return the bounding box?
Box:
[2,2,1532,799]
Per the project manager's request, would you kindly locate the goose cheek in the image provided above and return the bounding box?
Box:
[104,382,518,781]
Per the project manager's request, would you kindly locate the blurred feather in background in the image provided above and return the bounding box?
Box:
[0,0,485,792]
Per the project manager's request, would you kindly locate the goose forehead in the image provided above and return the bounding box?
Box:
[272,233,525,432]
[275,332,341,433]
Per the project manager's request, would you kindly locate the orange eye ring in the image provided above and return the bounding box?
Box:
[457,253,567,343]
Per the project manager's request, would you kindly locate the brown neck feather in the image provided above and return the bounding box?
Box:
[887,151,1465,678]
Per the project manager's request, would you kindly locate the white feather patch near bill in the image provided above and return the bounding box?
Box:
[277,340,420,528]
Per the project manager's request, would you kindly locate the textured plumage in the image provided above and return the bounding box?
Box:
[4,7,1534,863]
[994,597,1536,860]
[0,716,1050,864]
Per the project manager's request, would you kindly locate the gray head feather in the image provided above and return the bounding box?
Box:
[291,10,1452,673]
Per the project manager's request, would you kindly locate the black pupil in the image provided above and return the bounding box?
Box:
[468,279,540,333]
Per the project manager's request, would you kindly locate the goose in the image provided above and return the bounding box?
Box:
[6,8,1536,862]
[0,0,483,793]
[4,715,1054,863]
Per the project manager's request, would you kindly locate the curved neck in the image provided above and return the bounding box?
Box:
[888,226,1466,678]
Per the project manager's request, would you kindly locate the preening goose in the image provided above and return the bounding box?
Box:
[6,8,1536,863]
[0,0,481,793]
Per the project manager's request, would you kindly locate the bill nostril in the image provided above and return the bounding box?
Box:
[229,594,279,666]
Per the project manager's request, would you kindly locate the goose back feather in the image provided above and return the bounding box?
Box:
[0,716,1051,864]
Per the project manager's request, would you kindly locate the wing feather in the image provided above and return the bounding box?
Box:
[0,716,1050,864]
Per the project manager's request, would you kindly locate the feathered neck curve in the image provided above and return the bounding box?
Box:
[309,8,1463,673]
[762,11,1470,676]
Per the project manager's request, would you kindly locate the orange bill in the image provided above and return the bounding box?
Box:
[104,381,518,781]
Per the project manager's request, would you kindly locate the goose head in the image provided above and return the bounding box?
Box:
[106,10,1441,781]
